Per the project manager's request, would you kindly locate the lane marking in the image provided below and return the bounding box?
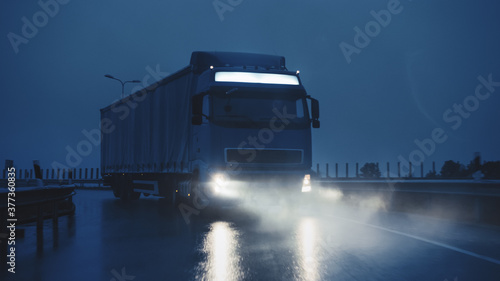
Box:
[329,215,500,266]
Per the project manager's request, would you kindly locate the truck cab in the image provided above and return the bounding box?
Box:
[188,52,319,201]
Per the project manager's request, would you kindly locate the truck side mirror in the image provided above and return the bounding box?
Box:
[192,94,204,125]
[312,119,320,128]
[309,98,320,128]
[311,98,319,120]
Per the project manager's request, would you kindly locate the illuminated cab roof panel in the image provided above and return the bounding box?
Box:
[215,72,299,85]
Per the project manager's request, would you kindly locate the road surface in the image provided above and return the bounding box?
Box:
[3,189,500,281]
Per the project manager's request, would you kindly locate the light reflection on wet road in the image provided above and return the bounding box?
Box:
[196,221,243,281]
[3,190,500,281]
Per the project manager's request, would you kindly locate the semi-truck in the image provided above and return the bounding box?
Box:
[100,51,320,204]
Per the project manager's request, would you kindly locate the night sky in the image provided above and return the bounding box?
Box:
[1,0,499,174]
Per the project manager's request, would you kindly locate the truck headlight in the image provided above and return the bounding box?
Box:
[209,173,239,198]
[211,173,228,193]
[302,174,311,192]
[213,173,227,187]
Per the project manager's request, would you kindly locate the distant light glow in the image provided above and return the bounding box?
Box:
[215,72,300,85]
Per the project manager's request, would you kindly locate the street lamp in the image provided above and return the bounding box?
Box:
[104,74,141,98]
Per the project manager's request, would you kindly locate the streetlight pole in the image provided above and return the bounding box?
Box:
[104,74,141,98]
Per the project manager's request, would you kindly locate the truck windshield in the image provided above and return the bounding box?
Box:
[211,95,309,129]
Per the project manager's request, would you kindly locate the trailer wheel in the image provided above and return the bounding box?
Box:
[122,180,140,200]
[118,183,130,200]
[129,189,141,200]
[116,177,139,200]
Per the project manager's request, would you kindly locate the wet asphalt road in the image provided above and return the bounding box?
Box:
[3,189,500,281]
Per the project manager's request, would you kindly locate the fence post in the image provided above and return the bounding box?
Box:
[62,169,66,179]
[432,161,436,173]
[79,168,82,179]
[387,162,390,178]
[421,162,424,178]
[85,168,88,179]
[335,163,338,178]
[90,168,94,179]
[345,163,349,178]
[325,164,329,178]
[51,169,55,179]
[397,162,401,178]
[409,162,413,178]
[33,160,42,180]
[96,168,99,179]
[356,163,359,178]
[316,164,320,178]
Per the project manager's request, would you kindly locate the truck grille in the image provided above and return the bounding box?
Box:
[226,149,302,164]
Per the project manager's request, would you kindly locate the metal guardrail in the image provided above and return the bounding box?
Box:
[0,186,76,268]
[0,178,107,189]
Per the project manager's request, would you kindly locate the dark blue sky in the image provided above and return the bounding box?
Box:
[1,0,499,173]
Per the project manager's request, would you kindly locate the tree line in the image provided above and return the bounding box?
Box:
[358,156,500,179]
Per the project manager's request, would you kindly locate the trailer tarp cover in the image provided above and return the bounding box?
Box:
[101,73,191,173]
